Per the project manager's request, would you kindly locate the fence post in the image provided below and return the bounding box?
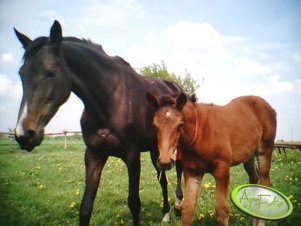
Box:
[63,129,67,150]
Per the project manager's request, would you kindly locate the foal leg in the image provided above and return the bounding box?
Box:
[80,148,108,226]
[149,150,171,222]
[123,148,141,226]
[181,170,203,226]
[212,162,230,226]
[174,159,183,216]
[243,156,259,184]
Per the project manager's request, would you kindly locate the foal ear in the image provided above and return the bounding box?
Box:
[50,20,63,46]
[146,92,160,109]
[189,94,197,103]
[176,93,187,110]
[14,28,32,48]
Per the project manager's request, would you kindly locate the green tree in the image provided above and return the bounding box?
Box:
[140,61,200,95]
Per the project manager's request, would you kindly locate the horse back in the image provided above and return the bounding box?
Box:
[192,96,276,166]
[229,95,277,142]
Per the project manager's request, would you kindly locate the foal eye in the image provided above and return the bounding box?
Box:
[177,123,183,131]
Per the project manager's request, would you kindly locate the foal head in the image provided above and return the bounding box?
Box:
[14,21,72,151]
[146,93,188,170]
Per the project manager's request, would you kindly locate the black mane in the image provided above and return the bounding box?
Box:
[23,36,131,68]
[23,36,48,60]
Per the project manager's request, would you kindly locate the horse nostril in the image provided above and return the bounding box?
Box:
[26,130,36,138]
[157,158,175,171]
[15,129,36,142]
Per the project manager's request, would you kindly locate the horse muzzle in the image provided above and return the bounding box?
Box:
[157,149,177,170]
[15,129,44,151]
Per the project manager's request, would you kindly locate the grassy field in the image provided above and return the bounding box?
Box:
[0,137,300,226]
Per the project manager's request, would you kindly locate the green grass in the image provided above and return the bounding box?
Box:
[0,138,300,226]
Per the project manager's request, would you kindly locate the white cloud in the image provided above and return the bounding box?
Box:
[126,20,296,104]
[267,75,294,93]
[0,74,22,131]
[127,37,163,69]
[161,21,224,76]
[292,51,301,63]
[164,21,222,53]
[0,52,16,64]
[0,74,22,100]
[233,56,271,76]
[80,0,145,27]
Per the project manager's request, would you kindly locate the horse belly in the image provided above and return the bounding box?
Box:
[230,138,259,166]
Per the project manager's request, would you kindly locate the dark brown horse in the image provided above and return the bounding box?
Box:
[13,20,184,226]
[146,93,277,226]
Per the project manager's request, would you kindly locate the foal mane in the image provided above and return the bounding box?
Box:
[160,96,176,106]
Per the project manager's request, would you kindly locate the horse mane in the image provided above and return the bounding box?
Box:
[23,37,48,60]
[23,36,131,68]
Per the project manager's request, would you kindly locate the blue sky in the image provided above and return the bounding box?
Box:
[0,0,300,140]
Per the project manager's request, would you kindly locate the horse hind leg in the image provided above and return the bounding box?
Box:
[252,141,274,226]
[243,156,259,184]
[257,141,273,187]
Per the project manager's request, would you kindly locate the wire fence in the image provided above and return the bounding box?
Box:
[0,130,82,150]
[1,131,300,152]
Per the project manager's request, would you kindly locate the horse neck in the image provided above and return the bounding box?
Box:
[62,40,131,119]
[182,102,202,147]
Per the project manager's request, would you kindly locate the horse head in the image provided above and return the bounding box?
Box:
[14,20,72,151]
[146,92,188,170]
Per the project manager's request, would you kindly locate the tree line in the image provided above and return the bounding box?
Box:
[140,61,200,95]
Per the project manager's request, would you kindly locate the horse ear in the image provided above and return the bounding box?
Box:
[50,20,62,46]
[14,28,32,48]
[176,93,187,110]
[146,92,160,109]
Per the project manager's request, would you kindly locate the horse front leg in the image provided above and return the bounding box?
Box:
[150,150,171,222]
[181,170,203,226]
[174,159,183,216]
[212,162,230,226]
[79,148,108,226]
[123,148,141,226]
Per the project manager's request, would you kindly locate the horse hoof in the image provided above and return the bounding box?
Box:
[162,212,171,223]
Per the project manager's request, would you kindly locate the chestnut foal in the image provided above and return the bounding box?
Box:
[146,93,277,226]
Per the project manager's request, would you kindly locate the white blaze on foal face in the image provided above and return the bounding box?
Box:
[153,107,183,170]
[165,111,171,118]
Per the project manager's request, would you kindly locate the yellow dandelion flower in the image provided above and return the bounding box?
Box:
[198,213,205,220]
[203,183,210,189]
[39,184,46,189]
[69,202,76,209]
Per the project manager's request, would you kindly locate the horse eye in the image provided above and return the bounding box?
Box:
[46,71,55,79]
